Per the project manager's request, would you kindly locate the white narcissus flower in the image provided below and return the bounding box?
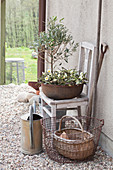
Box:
[76,79,80,85]
[79,75,83,80]
[64,73,67,77]
[58,74,60,77]
[79,72,84,79]
[80,72,84,76]
[47,69,51,74]
[63,73,67,79]
[70,70,73,74]
[45,76,49,80]
[53,79,57,82]
[41,69,87,85]
[80,72,84,77]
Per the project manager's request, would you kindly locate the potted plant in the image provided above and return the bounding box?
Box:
[40,68,87,99]
[34,16,87,99]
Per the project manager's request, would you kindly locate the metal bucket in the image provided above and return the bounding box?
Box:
[21,105,42,155]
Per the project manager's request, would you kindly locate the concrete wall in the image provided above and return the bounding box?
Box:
[46,0,113,157]
[0,0,1,84]
[46,0,98,70]
[96,0,113,157]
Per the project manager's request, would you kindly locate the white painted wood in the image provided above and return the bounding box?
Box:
[5,58,25,84]
[40,87,88,105]
[10,63,12,83]
[84,48,90,73]
[81,42,95,50]
[56,101,88,109]
[22,62,25,82]
[39,42,96,130]
[51,105,56,117]
[17,63,19,84]
[43,106,52,117]
[5,58,24,62]
[41,98,44,118]
[88,49,95,98]
[51,105,56,131]
[78,42,82,71]
[78,42,96,97]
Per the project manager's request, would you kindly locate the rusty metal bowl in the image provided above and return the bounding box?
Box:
[28,81,41,90]
[41,83,83,100]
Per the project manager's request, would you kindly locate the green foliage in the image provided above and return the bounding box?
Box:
[6,0,39,48]
[5,47,37,84]
[39,68,87,86]
[34,16,78,73]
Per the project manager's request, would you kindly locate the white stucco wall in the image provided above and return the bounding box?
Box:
[0,0,1,84]
[46,0,113,157]
[96,0,113,157]
[46,0,98,70]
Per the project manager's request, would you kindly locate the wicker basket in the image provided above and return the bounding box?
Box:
[42,116,104,163]
[53,116,94,160]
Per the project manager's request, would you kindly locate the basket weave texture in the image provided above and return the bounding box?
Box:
[42,116,104,163]
[53,116,94,160]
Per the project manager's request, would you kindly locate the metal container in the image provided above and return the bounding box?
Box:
[41,83,83,100]
[21,105,42,155]
[28,81,41,90]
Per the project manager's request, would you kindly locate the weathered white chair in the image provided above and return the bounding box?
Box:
[39,42,96,130]
[5,58,25,84]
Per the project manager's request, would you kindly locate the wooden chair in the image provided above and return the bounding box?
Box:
[39,42,96,130]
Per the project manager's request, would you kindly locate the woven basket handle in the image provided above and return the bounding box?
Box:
[59,115,84,132]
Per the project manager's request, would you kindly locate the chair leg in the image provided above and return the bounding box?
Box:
[77,106,82,124]
[86,105,91,130]
[51,105,56,131]
[22,62,25,82]
[41,98,47,119]
[17,62,19,84]
[10,63,12,83]
[77,106,81,117]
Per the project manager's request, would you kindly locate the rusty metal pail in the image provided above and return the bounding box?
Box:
[21,105,42,155]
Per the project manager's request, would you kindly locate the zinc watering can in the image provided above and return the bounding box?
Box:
[21,101,42,155]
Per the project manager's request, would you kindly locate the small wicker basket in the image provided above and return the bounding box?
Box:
[53,116,94,160]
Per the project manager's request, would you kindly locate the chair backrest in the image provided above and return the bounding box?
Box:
[78,42,96,98]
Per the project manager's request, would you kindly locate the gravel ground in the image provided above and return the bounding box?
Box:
[0,84,113,170]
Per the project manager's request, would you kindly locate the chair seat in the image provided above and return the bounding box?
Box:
[40,87,88,109]
[5,58,24,63]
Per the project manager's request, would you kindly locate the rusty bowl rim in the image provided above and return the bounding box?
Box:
[41,83,84,88]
